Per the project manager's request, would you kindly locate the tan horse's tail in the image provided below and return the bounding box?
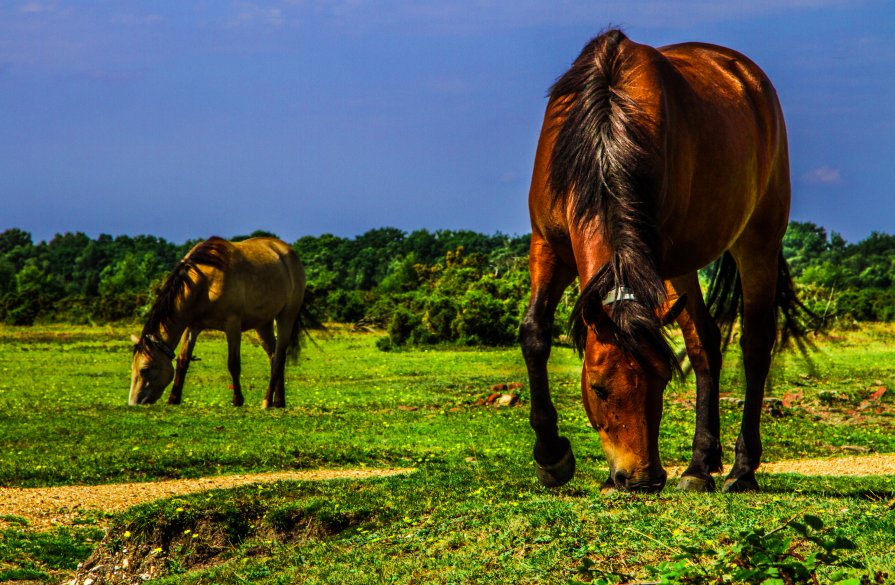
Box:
[705,251,823,353]
[286,289,326,363]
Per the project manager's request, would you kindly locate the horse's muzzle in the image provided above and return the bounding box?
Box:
[129,389,159,406]
[613,468,667,492]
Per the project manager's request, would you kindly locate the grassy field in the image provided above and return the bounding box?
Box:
[0,323,894,583]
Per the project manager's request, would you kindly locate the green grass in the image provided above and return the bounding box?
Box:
[1,323,894,582]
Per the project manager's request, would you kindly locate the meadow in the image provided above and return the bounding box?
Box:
[1,323,894,583]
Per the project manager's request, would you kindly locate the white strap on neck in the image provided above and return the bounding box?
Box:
[602,286,637,306]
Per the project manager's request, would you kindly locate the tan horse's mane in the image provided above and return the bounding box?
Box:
[140,237,230,339]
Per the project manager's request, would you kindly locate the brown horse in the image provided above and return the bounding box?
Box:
[129,236,310,408]
[521,30,809,493]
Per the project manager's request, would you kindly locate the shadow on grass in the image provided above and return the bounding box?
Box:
[756,472,895,499]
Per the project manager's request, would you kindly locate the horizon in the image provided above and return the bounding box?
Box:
[3,217,881,248]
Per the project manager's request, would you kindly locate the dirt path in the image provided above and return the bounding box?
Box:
[3,455,894,531]
[0,468,414,531]
[666,453,895,479]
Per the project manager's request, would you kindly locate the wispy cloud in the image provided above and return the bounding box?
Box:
[426,75,467,96]
[113,14,163,27]
[225,1,286,29]
[499,171,519,184]
[18,1,55,14]
[804,166,843,184]
[292,0,868,34]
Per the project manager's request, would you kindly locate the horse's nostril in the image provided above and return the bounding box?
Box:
[613,470,630,487]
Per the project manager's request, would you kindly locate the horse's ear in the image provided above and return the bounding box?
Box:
[130,334,141,344]
[660,294,688,326]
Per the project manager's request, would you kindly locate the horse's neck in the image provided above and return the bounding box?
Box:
[155,293,197,349]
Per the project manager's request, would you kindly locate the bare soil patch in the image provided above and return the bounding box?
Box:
[0,468,414,531]
[3,456,895,533]
[665,453,895,480]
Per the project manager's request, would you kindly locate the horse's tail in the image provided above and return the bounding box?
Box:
[286,288,326,363]
[705,250,821,352]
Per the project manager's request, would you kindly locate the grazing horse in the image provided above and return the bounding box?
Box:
[521,30,809,493]
[129,236,310,408]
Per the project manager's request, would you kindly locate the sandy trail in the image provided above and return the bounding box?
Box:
[3,455,894,531]
[666,453,895,478]
[0,468,414,531]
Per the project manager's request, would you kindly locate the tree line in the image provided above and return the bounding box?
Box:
[1,222,893,344]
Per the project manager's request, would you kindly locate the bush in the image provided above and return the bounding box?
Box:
[373,248,530,348]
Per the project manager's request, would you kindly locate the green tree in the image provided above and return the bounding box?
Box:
[5,260,62,325]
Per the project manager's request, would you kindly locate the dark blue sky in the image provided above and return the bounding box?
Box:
[1,1,893,244]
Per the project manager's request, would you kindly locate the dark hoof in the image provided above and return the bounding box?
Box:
[722,473,759,493]
[677,474,716,492]
[167,397,182,406]
[534,443,576,488]
[233,397,245,407]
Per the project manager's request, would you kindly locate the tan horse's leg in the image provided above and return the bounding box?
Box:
[521,235,577,487]
[170,327,201,405]
[256,322,276,360]
[669,275,723,492]
[258,323,278,408]
[225,323,245,407]
[263,315,295,409]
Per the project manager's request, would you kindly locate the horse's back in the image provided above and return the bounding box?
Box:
[653,41,791,272]
[196,237,305,329]
[658,41,786,148]
[231,237,306,300]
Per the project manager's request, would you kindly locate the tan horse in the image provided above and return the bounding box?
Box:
[522,30,811,494]
[129,236,310,408]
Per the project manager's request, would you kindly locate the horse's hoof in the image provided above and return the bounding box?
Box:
[534,443,576,488]
[677,474,716,492]
[722,474,759,493]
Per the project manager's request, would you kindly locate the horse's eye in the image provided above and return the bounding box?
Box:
[140,367,151,376]
[591,385,609,399]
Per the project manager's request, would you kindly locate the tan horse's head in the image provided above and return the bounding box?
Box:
[129,334,175,405]
[579,295,687,492]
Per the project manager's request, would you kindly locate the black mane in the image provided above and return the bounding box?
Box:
[140,237,230,338]
[549,29,677,372]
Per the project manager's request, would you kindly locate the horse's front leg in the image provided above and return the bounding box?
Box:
[169,327,201,405]
[225,324,244,407]
[669,275,723,492]
[521,236,576,487]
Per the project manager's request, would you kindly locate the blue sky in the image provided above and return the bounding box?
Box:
[1,1,893,244]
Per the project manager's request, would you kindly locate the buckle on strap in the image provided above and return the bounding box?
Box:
[602,286,637,306]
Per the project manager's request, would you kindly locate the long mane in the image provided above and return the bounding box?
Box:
[141,237,230,337]
[548,29,676,372]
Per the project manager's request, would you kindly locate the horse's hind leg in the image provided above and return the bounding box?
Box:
[258,322,279,408]
[225,323,245,407]
[256,322,276,361]
[724,243,780,493]
[264,315,294,409]
[521,236,576,487]
[670,275,723,492]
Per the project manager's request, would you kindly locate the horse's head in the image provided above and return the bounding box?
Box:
[579,294,686,492]
[129,334,175,405]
